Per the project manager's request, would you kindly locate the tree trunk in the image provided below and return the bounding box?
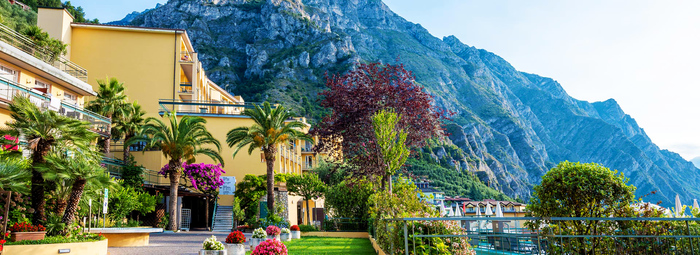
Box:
[205,196,210,231]
[31,140,50,224]
[305,199,311,226]
[123,134,132,164]
[264,149,276,215]
[62,179,86,228]
[387,173,393,193]
[56,199,67,216]
[168,161,182,231]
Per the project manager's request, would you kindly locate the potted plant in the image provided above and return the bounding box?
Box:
[225,231,246,255]
[279,228,291,241]
[9,222,46,242]
[250,227,267,249]
[251,239,288,255]
[290,225,301,239]
[265,225,281,240]
[200,235,226,255]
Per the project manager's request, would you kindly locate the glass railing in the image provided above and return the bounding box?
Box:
[159,99,274,116]
[0,76,110,136]
[0,23,88,82]
[179,51,195,63]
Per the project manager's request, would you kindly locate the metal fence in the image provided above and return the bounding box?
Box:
[323,218,369,232]
[377,216,700,255]
[0,23,88,82]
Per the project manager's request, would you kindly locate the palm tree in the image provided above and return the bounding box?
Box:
[5,96,95,223]
[226,102,313,213]
[127,112,223,231]
[40,144,112,227]
[0,153,31,194]
[86,77,129,154]
[113,102,145,164]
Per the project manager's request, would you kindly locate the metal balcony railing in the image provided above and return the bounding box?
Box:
[0,23,88,82]
[179,83,193,93]
[0,76,110,137]
[179,51,195,63]
[159,99,275,116]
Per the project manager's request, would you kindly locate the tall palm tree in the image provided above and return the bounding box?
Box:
[127,112,223,231]
[86,77,129,154]
[40,144,113,228]
[5,96,94,223]
[113,102,145,164]
[226,102,313,213]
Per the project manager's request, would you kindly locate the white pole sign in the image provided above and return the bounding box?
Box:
[103,188,108,214]
[220,176,236,195]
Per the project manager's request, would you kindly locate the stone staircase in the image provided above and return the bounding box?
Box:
[212,206,233,231]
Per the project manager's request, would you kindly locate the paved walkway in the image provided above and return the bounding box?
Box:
[108,231,252,255]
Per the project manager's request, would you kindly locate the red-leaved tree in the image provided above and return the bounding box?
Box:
[312,62,445,188]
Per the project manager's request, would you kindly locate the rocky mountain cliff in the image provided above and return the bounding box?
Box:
[126,0,700,205]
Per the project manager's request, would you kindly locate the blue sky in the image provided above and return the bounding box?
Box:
[69,0,166,23]
[73,0,700,160]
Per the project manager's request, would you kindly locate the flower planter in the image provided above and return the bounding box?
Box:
[266,234,279,241]
[249,238,265,250]
[225,243,245,255]
[11,231,46,242]
[280,233,291,242]
[199,250,226,255]
[291,231,301,239]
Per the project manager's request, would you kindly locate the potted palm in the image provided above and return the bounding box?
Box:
[280,228,291,241]
[9,222,46,242]
[265,225,281,240]
[225,231,246,255]
[290,225,301,239]
[250,228,267,249]
[200,235,226,255]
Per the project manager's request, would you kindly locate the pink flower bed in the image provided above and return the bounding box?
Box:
[251,239,287,255]
[265,225,281,235]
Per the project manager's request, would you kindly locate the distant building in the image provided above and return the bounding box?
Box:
[416,182,445,208]
[7,0,30,11]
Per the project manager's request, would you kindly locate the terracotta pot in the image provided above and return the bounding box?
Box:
[10,231,46,242]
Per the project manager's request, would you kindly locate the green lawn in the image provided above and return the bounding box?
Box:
[247,237,376,254]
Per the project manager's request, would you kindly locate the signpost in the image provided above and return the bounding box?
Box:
[88,199,92,232]
[102,188,108,228]
[220,176,236,195]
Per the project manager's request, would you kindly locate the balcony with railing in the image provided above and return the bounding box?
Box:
[159,99,274,117]
[0,76,111,136]
[179,83,193,93]
[0,23,88,82]
[179,51,195,63]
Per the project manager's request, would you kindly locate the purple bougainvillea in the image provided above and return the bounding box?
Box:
[160,162,225,192]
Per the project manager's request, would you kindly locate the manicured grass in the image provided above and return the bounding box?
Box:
[247,237,375,254]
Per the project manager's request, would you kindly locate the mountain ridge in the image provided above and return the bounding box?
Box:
[122,0,699,206]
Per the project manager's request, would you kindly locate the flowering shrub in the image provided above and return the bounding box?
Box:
[9,222,45,232]
[290,225,300,231]
[202,235,225,250]
[252,228,267,238]
[265,225,281,235]
[160,162,225,191]
[251,239,287,255]
[226,231,245,244]
[280,228,290,234]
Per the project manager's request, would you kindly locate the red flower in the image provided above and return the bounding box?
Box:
[225,231,245,244]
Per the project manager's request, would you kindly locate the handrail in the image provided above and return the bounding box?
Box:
[211,200,218,231]
[0,23,88,82]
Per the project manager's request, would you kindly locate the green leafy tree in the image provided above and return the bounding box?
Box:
[86,77,130,154]
[526,161,636,254]
[232,197,245,228]
[19,25,67,61]
[113,102,145,164]
[287,173,326,225]
[325,179,373,223]
[226,102,313,213]
[127,112,223,230]
[5,95,94,223]
[234,174,266,224]
[41,144,113,228]
[372,109,410,192]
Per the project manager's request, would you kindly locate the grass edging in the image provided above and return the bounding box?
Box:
[369,236,387,255]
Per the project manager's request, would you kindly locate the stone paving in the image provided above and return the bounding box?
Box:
[107,231,252,255]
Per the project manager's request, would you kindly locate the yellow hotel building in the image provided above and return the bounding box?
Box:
[0,22,109,139]
[36,8,324,228]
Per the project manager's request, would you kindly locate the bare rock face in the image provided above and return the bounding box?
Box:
[127,0,700,205]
